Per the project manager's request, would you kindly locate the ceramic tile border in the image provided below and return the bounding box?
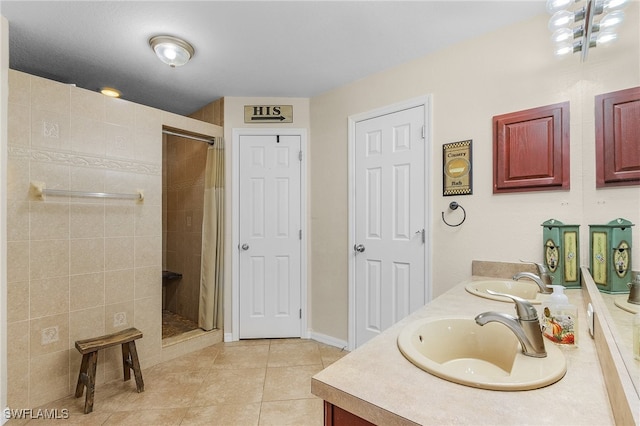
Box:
[8,145,161,175]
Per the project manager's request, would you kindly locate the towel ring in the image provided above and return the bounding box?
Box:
[441,201,466,227]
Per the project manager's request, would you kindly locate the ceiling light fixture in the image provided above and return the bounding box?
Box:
[546,0,627,61]
[100,87,121,98]
[149,35,195,68]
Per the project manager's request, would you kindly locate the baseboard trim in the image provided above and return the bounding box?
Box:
[309,331,348,350]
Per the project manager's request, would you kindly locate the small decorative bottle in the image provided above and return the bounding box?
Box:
[541,285,578,346]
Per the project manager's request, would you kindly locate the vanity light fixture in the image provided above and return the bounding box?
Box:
[149,35,195,68]
[546,0,627,61]
[100,87,121,98]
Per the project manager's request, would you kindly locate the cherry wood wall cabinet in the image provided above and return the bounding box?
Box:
[595,86,640,188]
[493,102,570,193]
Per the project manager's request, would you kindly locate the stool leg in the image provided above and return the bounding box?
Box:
[121,343,131,382]
[74,353,90,398]
[83,352,98,414]
[127,341,144,393]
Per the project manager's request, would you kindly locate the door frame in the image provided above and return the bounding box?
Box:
[347,96,433,350]
[231,128,308,342]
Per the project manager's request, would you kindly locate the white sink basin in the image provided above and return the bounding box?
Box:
[614,296,639,314]
[465,280,544,304]
[397,317,566,391]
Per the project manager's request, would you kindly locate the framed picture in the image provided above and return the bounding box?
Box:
[443,140,472,196]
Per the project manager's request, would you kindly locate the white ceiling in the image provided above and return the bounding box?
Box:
[1,1,546,115]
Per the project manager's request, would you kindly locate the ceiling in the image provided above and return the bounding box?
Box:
[1,1,546,116]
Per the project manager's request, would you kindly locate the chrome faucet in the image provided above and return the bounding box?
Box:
[475,291,547,358]
[512,260,553,294]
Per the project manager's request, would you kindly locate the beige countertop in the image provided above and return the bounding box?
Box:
[601,292,637,360]
[311,278,614,425]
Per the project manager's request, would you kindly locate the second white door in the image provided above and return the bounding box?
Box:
[353,105,426,348]
[238,134,302,338]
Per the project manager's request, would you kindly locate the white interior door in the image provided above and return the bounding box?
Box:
[238,134,302,338]
[354,105,426,348]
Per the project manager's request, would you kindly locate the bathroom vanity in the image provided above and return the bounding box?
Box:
[312,270,616,425]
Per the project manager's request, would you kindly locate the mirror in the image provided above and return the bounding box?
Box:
[582,269,639,424]
[578,1,639,401]
[599,280,640,398]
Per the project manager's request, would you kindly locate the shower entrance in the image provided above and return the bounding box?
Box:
[162,128,220,341]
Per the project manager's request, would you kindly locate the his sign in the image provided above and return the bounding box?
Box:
[244,105,293,123]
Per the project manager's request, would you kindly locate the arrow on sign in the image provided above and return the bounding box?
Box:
[251,116,287,121]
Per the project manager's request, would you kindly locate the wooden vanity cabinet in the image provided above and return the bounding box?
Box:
[324,401,375,426]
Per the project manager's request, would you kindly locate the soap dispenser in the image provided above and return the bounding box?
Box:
[541,285,577,346]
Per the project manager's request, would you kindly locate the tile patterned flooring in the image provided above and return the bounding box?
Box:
[10,339,348,425]
[162,310,199,340]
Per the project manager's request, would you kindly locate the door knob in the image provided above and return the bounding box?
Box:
[354,244,365,253]
[241,243,250,251]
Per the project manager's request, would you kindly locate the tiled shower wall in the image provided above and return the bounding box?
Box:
[6,70,163,408]
[160,96,223,322]
[162,135,207,323]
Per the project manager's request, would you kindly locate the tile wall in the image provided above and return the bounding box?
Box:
[188,97,224,127]
[6,70,163,408]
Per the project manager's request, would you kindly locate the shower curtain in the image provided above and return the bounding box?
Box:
[199,139,225,331]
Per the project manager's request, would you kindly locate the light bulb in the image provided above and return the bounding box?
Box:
[546,0,573,14]
[599,10,624,29]
[164,48,177,61]
[551,27,574,43]
[604,0,628,11]
[596,30,618,45]
[548,10,575,31]
[555,41,576,56]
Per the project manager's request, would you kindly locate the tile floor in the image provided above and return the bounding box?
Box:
[162,310,199,340]
[9,339,348,425]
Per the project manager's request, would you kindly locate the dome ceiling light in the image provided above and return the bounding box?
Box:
[149,35,195,68]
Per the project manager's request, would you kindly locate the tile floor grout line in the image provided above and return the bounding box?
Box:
[16,338,349,425]
[257,340,271,424]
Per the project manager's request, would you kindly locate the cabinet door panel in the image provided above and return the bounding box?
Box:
[596,86,640,187]
[493,102,570,193]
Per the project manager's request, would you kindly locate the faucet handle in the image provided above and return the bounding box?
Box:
[486,290,539,321]
[519,259,553,284]
[519,259,548,275]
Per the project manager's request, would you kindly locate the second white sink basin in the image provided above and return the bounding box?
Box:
[614,296,639,314]
[397,317,566,391]
[465,280,544,304]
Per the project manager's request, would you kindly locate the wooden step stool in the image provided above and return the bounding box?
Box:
[74,327,144,414]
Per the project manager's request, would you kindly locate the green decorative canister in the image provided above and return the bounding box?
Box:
[589,218,634,294]
[541,219,580,288]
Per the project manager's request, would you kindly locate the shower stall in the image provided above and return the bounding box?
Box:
[161,130,212,340]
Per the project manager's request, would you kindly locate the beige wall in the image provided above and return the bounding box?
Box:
[1,14,9,417]
[309,8,640,341]
[5,70,221,409]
